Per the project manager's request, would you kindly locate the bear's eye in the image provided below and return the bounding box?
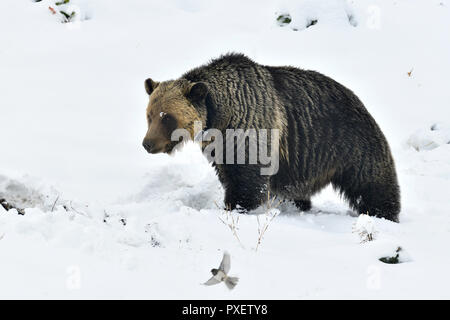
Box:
[161,113,177,130]
[147,114,152,123]
[161,113,170,121]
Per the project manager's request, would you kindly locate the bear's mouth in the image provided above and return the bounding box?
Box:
[165,139,190,155]
[164,141,179,154]
[145,142,177,154]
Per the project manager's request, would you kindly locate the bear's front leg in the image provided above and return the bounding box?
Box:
[216,164,269,212]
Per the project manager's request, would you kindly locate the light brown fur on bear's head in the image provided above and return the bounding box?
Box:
[142,78,208,154]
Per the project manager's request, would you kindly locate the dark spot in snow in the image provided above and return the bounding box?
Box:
[306,19,318,28]
[379,255,400,264]
[276,14,292,27]
[0,198,25,215]
[379,247,403,264]
[102,211,110,224]
[145,223,162,247]
[150,236,161,247]
[348,14,358,27]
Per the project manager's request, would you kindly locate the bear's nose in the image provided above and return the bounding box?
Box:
[142,139,155,153]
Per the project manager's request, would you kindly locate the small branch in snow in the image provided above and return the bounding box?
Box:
[352,213,378,243]
[255,190,280,252]
[55,0,70,5]
[68,201,90,218]
[216,202,244,249]
[59,10,76,23]
[51,195,60,212]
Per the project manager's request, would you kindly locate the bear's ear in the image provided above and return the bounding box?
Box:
[144,78,159,95]
[186,82,208,103]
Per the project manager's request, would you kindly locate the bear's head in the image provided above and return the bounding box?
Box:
[142,78,208,154]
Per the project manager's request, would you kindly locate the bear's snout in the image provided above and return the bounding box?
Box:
[142,139,156,153]
[142,137,169,154]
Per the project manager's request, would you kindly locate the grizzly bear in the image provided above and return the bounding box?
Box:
[142,53,401,222]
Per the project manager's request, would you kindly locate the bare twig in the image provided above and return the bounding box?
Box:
[352,212,378,243]
[68,201,91,218]
[214,189,281,251]
[216,202,244,249]
[255,210,279,251]
[255,190,280,251]
[51,195,60,212]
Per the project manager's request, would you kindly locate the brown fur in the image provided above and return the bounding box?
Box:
[143,80,205,153]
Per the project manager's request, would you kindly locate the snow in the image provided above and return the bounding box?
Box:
[276,0,357,31]
[352,214,378,243]
[1,0,450,299]
[407,123,450,151]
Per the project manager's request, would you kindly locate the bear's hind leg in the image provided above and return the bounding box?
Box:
[333,168,401,222]
[353,183,400,222]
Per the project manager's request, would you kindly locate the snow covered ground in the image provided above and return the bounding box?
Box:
[0,0,449,299]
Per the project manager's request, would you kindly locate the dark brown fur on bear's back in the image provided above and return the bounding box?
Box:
[171,53,400,221]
